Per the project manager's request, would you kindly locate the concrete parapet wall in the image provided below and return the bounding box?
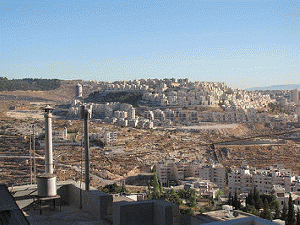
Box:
[57,184,112,220]
[113,200,179,225]
[113,201,154,225]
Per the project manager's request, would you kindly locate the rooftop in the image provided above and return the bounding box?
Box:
[10,181,111,225]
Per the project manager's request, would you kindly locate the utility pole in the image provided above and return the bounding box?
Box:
[80,144,83,209]
[29,132,32,185]
[81,105,91,191]
[33,124,37,183]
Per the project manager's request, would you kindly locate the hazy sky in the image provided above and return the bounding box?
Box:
[1,0,299,89]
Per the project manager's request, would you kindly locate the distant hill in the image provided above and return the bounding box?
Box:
[247,84,300,91]
[0,77,61,91]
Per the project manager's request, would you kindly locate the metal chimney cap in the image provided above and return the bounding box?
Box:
[42,105,54,112]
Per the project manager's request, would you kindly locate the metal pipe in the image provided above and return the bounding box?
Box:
[29,132,32,185]
[33,125,36,182]
[84,109,90,190]
[44,106,54,174]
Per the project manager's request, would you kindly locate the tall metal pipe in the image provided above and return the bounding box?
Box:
[29,132,32,185]
[43,105,54,174]
[33,124,36,182]
[83,108,90,191]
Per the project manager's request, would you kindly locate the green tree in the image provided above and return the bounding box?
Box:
[287,194,295,225]
[215,189,224,200]
[256,196,263,210]
[180,208,194,215]
[282,201,288,221]
[274,200,281,219]
[233,190,241,209]
[102,183,122,194]
[261,198,273,221]
[148,172,163,200]
[228,192,232,205]
[164,189,182,206]
[246,205,259,216]
[296,210,300,225]
[178,189,188,200]
[246,190,255,206]
[253,187,263,210]
[178,188,196,207]
[188,189,196,207]
[159,182,163,193]
[121,182,127,193]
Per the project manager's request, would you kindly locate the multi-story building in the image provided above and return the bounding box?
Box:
[228,164,298,195]
[291,89,299,103]
[156,160,226,191]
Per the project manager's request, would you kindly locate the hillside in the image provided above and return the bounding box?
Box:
[0,77,61,91]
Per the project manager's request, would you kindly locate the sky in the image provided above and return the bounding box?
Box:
[0,0,299,89]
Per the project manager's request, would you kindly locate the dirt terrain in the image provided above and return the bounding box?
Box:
[1,82,300,187]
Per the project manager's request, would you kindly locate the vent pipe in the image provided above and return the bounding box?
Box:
[43,105,54,174]
[37,105,56,197]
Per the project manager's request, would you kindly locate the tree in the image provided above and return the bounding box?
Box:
[159,182,163,193]
[187,189,196,207]
[287,194,295,225]
[282,201,288,221]
[233,190,241,209]
[180,208,194,215]
[228,192,232,205]
[296,209,300,225]
[274,200,281,219]
[178,189,188,200]
[121,182,127,193]
[246,204,259,216]
[246,190,255,206]
[148,172,163,200]
[164,189,182,206]
[102,183,122,194]
[256,195,263,210]
[261,198,273,221]
[253,187,262,209]
[215,189,224,200]
[152,172,161,193]
[178,189,196,207]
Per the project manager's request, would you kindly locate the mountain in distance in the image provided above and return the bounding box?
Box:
[247,84,300,91]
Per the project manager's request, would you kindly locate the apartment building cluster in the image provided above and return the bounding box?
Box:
[89,131,117,145]
[228,164,300,207]
[68,101,154,128]
[94,78,272,109]
[68,80,274,129]
[144,107,269,125]
[156,159,226,191]
[142,81,271,109]
[228,164,300,194]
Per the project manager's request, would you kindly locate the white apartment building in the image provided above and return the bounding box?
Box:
[89,131,117,144]
[228,166,253,194]
[156,160,226,190]
[228,164,298,195]
[291,89,299,103]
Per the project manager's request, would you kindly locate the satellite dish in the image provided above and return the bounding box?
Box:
[233,211,239,217]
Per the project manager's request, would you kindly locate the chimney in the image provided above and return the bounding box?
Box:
[37,105,56,197]
[43,105,54,174]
